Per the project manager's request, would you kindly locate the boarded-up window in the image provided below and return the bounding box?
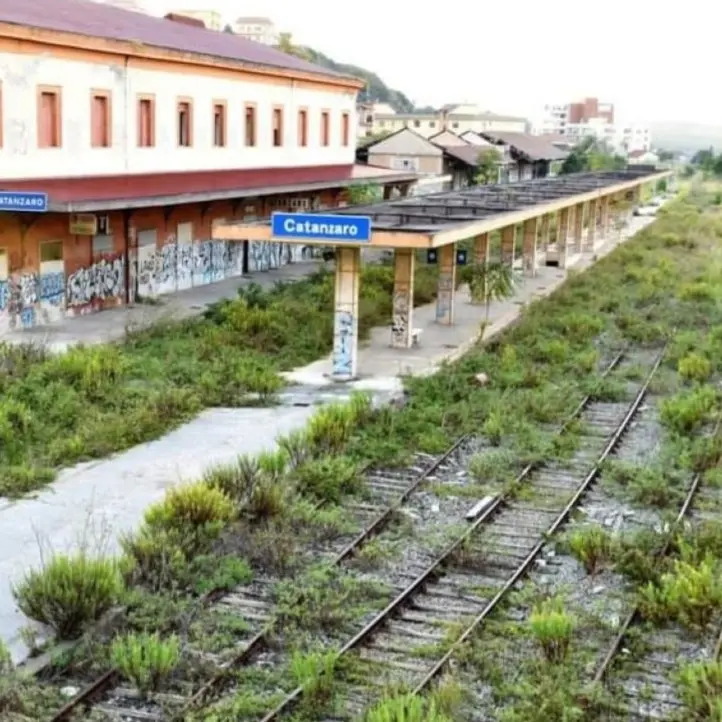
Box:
[138,97,154,147]
[245,105,256,147]
[40,240,63,262]
[178,101,192,146]
[213,103,226,147]
[92,234,114,255]
[91,92,110,148]
[272,107,283,147]
[342,112,350,147]
[321,111,330,147]
[298,109,307,147]
[38,89,61,148]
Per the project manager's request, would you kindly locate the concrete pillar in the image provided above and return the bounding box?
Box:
[558,208,570,269]
[522,217,539,277]
[474,232,490,265]
[501,225,515,266]
[435,243,456,325]
[391,248,415,348]
[331,246,361,381]
[585,199,598,251]
[600,196,611,240]
[573,203,584,255]
[540,214,551,257]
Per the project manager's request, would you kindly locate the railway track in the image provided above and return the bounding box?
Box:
[251,347,665,722]
[46,429,484,720]
[590,418,722,722]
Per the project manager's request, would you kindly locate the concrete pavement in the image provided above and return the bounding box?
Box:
[0,217,652,664]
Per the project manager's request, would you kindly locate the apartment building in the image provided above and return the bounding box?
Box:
[534,97,651,154]
[0,0,416,332]
[233,17,279,46]
[363,103,528,139]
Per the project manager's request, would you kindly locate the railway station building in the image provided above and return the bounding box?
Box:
[0,0,416,332]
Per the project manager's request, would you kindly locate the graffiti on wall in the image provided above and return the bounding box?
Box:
[332,310,356,378]
[3,235,310,331]
[66,253,125,310]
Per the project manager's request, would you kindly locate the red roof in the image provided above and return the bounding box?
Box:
[0,165,416,209]
[0,0,350,81]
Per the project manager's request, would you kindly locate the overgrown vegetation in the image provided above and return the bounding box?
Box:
[0,264,439,496]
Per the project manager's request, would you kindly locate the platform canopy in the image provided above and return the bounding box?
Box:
[213,168,670,250]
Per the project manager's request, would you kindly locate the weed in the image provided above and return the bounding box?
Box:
[110,632,180,695]
[678,353,713,383]
[639,553,722,629]
[291,649,338,706]
[565,525,616,575]
[660,386,718,434]
[675,658,722,721]
[13,553,123,638]
[528,598,575,664]
[362,693,453,722]
[292,455,363,503]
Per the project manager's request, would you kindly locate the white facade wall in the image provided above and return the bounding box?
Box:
[0,51,358,181]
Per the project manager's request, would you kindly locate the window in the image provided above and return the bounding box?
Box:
[342,112,350,146]
[413,119,420,128]
[40,240,63,263]
[137,96,155,147]
[213,102,226,147]
[390,157,418,171]
[451,121,459,129]
[244,104,256,146]
[272,107,283,147]
[177,99,192,146]
[321,111,330,147]
[91,91,111,148]
[38,87,61,148]
[429,121,436,128]
[92,234,113,255]
[298,109,308,147]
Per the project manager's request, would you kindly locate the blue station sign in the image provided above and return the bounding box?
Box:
[0,191,49,213]
[271,212,372,243]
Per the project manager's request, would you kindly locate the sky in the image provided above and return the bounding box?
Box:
[144,0,717,125]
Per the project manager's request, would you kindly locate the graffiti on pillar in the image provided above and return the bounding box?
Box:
[435,275,453,322]
[391,290,410,346]
[332,310,355,377]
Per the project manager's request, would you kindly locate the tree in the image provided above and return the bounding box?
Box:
[468,262,519,323]
[223,24,234,33]
[474,148,502,185]
[346,183,382,205]
[560,138,625,175]
[275,32,310,60]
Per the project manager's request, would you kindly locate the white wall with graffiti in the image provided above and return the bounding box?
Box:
[0,234,315,333]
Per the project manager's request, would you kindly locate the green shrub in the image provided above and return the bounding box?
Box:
[120,527,189,592]
[660,386,718,434]
[678,353,713,383]
[144,482,235,549]
[566,525,616,575]
[639,554,722,629]
[292,456,362,503]
[111,632,180,695]
[528,598,575,664]
[13,553,123,638]
[291,650,337,705]
[675,659,722,721]
[363,694,453,722]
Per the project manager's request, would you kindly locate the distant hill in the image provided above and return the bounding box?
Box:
[300,46,414,112]
[651,121,722,153]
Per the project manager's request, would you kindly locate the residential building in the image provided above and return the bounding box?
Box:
[479,133,568,182]
[533,97,650,155]
[356,128,482,193]
[0,0,415,332]
[233,16,279,46]
[364,103,528,139]
[167,9,222,30]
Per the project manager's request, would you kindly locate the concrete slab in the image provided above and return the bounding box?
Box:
[0,215,655,664]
